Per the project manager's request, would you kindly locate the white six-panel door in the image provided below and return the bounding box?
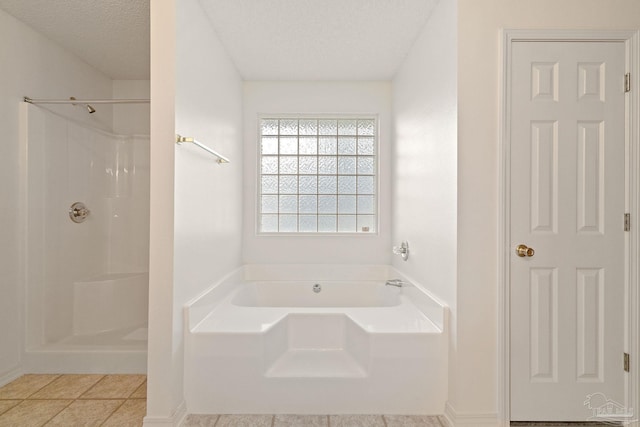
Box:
[510,41,627,421]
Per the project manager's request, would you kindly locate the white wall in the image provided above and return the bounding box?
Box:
[110,80,150,275]
[104,134,150,275]
[24,107,113,345]
[391,0,457,417]
[242,82,392,265]
[456,0,640,423]
[113,80,150,135]
[146,0,178,421]
[174,0,243,311]
[0,7,114,384]
[23,104,149,348]
[146,0,244,423]
[391,0,456,309]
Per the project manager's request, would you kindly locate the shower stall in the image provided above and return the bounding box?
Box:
[20,100,150,373]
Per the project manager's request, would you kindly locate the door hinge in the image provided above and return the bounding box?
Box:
[625,73,631,92]
[624,353,630,372]
[624,213,631,231]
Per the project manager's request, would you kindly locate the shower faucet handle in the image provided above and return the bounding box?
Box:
[392,241,410,261]
[69,202,90,223]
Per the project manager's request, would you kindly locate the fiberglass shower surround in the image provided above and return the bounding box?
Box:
[20,101,150,374]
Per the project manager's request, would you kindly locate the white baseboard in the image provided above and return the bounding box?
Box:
[0,366,23,388]
[143,400,187,427]
[444,401,502,427]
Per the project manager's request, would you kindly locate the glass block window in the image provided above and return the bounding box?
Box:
[259,117,377,233]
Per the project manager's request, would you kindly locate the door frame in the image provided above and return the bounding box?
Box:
[499,29,640,424]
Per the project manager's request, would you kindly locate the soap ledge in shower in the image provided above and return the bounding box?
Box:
[73,272,149,336]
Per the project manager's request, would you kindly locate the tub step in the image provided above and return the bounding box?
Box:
[263,314,370,378]
[265,349,367,378]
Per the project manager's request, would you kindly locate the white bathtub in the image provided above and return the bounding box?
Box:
[185,266,448,415]
[232,281,401,307]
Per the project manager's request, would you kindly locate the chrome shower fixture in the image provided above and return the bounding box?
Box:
[392,241,410,261]
[23,96,150,106]
[70,97,96,114]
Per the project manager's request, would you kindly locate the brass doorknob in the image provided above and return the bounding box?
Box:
[515,244,535,257]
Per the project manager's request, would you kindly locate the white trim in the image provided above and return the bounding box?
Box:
[444,401,501,427]
[499,28,640,424]
[18,102,29,375]
[143,400,187,427]
[497,28,511,426]
[0,367,23,388]
[626,29,640,425]
[504,29,639,42]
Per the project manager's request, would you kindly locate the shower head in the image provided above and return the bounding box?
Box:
[70,97,96,114]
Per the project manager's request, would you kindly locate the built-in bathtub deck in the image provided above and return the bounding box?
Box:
[192,290,441,379]
[185,270,448,414]
[192,297,443,334]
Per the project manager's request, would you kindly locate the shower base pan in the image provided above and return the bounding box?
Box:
[24,272,149,374]
[23,323,147,374]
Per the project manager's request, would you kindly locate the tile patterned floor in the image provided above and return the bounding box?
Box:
[510,424,612,426]
[3,375,595,427]
[0,374,146,426]
[183,414,447,427]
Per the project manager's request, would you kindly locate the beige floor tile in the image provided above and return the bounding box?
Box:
[44,399,124,426]
[130,381,147,399]
[510,424,602,426]
[330,414,386,427]
[102,399,146,427]
[384,415,443,427]
[274,414,328,427]
[0,401,21,416]
[80,375,146,399]
[0,374,60,399]
[216,414,274,427]
[0,399,71,427]
[182,414,220,426]
[30,374,104,399]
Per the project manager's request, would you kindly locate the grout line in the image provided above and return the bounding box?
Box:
[437,415,446,427]
[79,375,107,399]
[27,397,132,401]
[0,399,24,417]
[128,379,146,399]
[23,374,62,399]
[41,397,76,426]
[98,397,128,427]
[0,375,147,427]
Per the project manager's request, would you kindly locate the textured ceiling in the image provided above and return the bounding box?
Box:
[199,0,439,80]
[0,0,149,79]
[0,0,437,81]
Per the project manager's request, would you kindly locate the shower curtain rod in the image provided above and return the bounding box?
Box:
[24,96,150,104]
